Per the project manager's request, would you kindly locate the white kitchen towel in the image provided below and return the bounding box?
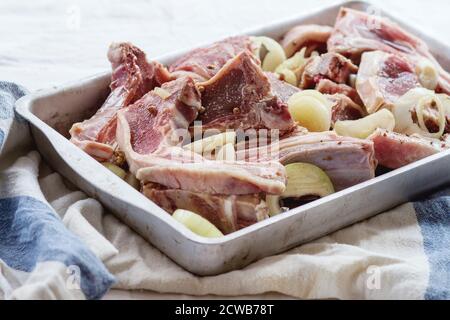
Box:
[0,82,115,300]
[1,81,449,299]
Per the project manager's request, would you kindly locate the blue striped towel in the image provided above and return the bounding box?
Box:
[1,80,449,300]
[0,82,115,300]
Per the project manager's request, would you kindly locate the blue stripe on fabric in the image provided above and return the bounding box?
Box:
[0,196,115,299]
[414,187,450,300]
[0,81,28,122]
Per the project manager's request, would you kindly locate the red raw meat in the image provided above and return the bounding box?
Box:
[368,128,449,169]
[356,51,420,113]
[70,42,171,161]
[197,51,295,133]
[169,36,254,81]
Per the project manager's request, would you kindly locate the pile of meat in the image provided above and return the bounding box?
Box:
[69,7,450,234]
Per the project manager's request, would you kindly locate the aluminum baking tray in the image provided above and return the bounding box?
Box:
[15,0,450,275]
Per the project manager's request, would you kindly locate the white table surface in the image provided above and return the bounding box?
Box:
[2,0,449,299]
[2,0,450,92]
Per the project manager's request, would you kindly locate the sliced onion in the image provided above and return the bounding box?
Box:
[287,90,331,132]
[437,94,450,118]
[289,90,331,109]
[266,163,335,216]
[416,95,445,138]
[334,109,395,139]
[251,36,286,72]
[415,58,439,90]
[349,74,357,88]
[172,209,224,238]
[184,131,236,155]
[274,47,315,86]
[276,68,297,86]
[102,162,126,179]
[154,87,170,99]
[216,143,236,161]
[393,88,445,138]
[266,195,285,216]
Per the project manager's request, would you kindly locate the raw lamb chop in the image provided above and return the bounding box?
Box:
[236,131,377,191]
[70,42,171,161]
[280,24,333,57]
[300,52,358,89]
[197,51,295,133]
[356,51,420,114]
[142,183,268,234]
[169,36,254,81]
[116,76,287,195]
[328,7,450,94]
[137,162,285,195]
[368,128,450,169]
